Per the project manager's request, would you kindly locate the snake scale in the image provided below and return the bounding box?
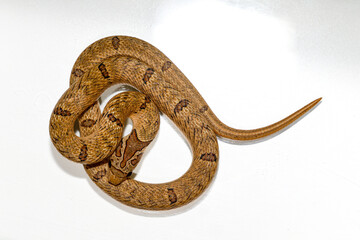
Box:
[49,36,321,210]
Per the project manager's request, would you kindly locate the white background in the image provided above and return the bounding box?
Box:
[1,0,360,239]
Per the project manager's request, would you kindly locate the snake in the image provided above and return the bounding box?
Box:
[49,36,321,210]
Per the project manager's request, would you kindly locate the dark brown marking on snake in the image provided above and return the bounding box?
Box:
[107,113,123,127]
[145,96,151,103]
[112,36,120,50]
[167,188,177,204]
[140,103,146,109]
[115,140,123,157]
[130,153,143,166]
[162,61,172,72]
[120,130,151,168]
[130,158,140,167]
[53,107,71,116]
[98,63,110,79]
[79,144,88,161]
[174,99,190,115]
[143,68,154,84]
[199,105,209,113]
[93,169,107,180]
[115,119,122,127]
[108,113,116,122]
[80,119,96,128]
[140,96,152,109]
[200,153,217,162]
[72,69,84,77]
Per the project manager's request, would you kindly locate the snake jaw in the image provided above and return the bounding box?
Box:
[107,161,128,186]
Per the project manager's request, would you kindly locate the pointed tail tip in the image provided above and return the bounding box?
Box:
[314,97,323,104]
[305,97,322,110]
[296,97,322,118]
[300,97,322,115]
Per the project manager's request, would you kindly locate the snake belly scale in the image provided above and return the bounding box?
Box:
[49,36,321,210]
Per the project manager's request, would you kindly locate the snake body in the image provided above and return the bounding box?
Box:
[49,36,321,210]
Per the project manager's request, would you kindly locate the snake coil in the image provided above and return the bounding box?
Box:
[49,36,321,210]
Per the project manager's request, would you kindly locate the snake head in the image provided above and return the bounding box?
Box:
[107,129,152,186]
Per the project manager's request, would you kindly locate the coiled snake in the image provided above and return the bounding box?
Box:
[49,36,321,210]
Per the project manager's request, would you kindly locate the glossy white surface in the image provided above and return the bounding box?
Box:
[1,0,360,239]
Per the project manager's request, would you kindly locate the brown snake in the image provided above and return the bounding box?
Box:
[49,36,321,210]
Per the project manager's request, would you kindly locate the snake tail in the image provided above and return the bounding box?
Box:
[207,97,322,141]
